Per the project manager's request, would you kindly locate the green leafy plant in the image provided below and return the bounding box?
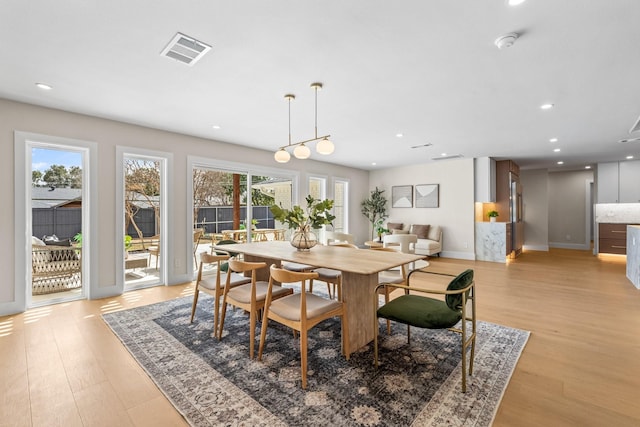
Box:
[487,210,499,218]
[374,217,389,241]
[361,187,388,239]
[270,195,335,230]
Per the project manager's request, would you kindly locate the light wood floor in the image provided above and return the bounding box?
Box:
[2,248,639,426]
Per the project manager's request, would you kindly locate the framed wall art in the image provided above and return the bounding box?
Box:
[392,185,413,208]
[415,184,439,208]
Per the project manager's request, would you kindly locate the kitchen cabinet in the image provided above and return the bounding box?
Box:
[496,160,522,258]
[619,161,640,203]
[474,157,496,203]
[599,223,630,254]
[597,160,640,203]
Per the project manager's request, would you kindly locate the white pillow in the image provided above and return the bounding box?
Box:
[32,236,46,245]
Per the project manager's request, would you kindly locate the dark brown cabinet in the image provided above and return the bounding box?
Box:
[598,223,632,255]
[496,160,523,258]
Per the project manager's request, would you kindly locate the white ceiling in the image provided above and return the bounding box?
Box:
[2,0,640,171]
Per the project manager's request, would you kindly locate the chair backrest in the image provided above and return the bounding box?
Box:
[215,239,240,257]
[445,269,474,311]
[370,246,408,279]
[198,252,229,281]
[228,259,266,275]
[325,231,355,246]
[331,242,359,248]
[382,234,417,253]
[268,265,319,312]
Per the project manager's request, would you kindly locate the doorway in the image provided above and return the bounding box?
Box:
[121,153,167,290]
[15,131,97,310]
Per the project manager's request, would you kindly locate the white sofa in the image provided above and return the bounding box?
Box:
[385,223,442,256]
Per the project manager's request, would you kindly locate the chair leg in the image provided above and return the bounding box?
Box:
[461,333,467,393]
[258,315,269,361]
[301,329,308,389]
[217,296,228,340]
[249,309,256,359]
[190,288,199,323]
[212,293,220,336]
[385,287,391,334]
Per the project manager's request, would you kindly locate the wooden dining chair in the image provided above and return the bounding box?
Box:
[190,252,251,336]
[308,243,358,300]
[218,259,293,358]
[258,265,350,389]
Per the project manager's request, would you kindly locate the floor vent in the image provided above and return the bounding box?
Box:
[160,32,211,66]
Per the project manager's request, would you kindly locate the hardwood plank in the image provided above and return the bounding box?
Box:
[1,248,639,426]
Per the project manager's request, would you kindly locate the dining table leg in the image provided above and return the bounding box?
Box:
[340,271,378,355]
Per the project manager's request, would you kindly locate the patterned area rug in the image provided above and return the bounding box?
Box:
[103,294,528,426]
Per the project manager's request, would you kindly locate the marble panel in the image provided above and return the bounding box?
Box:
[475,222,507,263]
[595,203,640,223]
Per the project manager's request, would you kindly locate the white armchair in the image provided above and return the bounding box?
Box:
[382,234,417,254]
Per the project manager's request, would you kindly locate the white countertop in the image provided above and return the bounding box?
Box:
[595,203,640,223]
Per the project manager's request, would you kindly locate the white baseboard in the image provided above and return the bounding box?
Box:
[523,244,549,251]
[548,242,590,250]
[440,251,476,260]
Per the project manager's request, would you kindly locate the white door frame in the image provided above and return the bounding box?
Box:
[116,147,172,291]
[13,131,97,311]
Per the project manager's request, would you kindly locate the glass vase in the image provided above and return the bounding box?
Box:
[290,225,318,251]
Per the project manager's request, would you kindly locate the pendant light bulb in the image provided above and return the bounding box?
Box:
[316,137,335,155]
[293,143,311,159]
[274,148,290,163]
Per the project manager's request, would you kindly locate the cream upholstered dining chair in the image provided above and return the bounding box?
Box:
[370,246,409,334]
[308,243,359,300]
[258,265,350,389]
[218,259,293,358]
[190,252,251,336]
[324,231,355,246]
[374,269,476,392]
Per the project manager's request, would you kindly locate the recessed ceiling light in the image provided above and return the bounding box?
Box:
[585,166,592,169]
[627,155,634,159]
[540,103,554,110]
[441,153,447,156]
[549,138,558,143]
[35,82,52,90]
[557,161,564,165]
[507,0,526,5]
[371,162,377,166]
[396,133,403,138]
[212,125,221,129]
[553,148,561,152]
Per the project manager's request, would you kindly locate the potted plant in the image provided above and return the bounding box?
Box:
[487,210,499,222]
[374,218,389,242]
[361,187,388,240]
[270,195,335,250]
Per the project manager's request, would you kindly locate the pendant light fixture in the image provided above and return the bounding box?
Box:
[274,82,334,163]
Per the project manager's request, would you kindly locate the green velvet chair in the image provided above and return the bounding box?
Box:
[374,268,476,392]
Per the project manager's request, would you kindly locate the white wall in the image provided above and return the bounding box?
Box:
[547,170,594,249]
[520,169,549,251]
[1,98,370,314]
[369,158,475,259]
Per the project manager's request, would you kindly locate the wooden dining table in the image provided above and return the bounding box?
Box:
[212,240,426,354]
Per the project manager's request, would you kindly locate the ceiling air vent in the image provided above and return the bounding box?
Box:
[630,114,640,133]
[432,154,463,160]
[160,32,211,66]
[411,143,433,149]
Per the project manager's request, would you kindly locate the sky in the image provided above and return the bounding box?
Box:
[32,147,82,173]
